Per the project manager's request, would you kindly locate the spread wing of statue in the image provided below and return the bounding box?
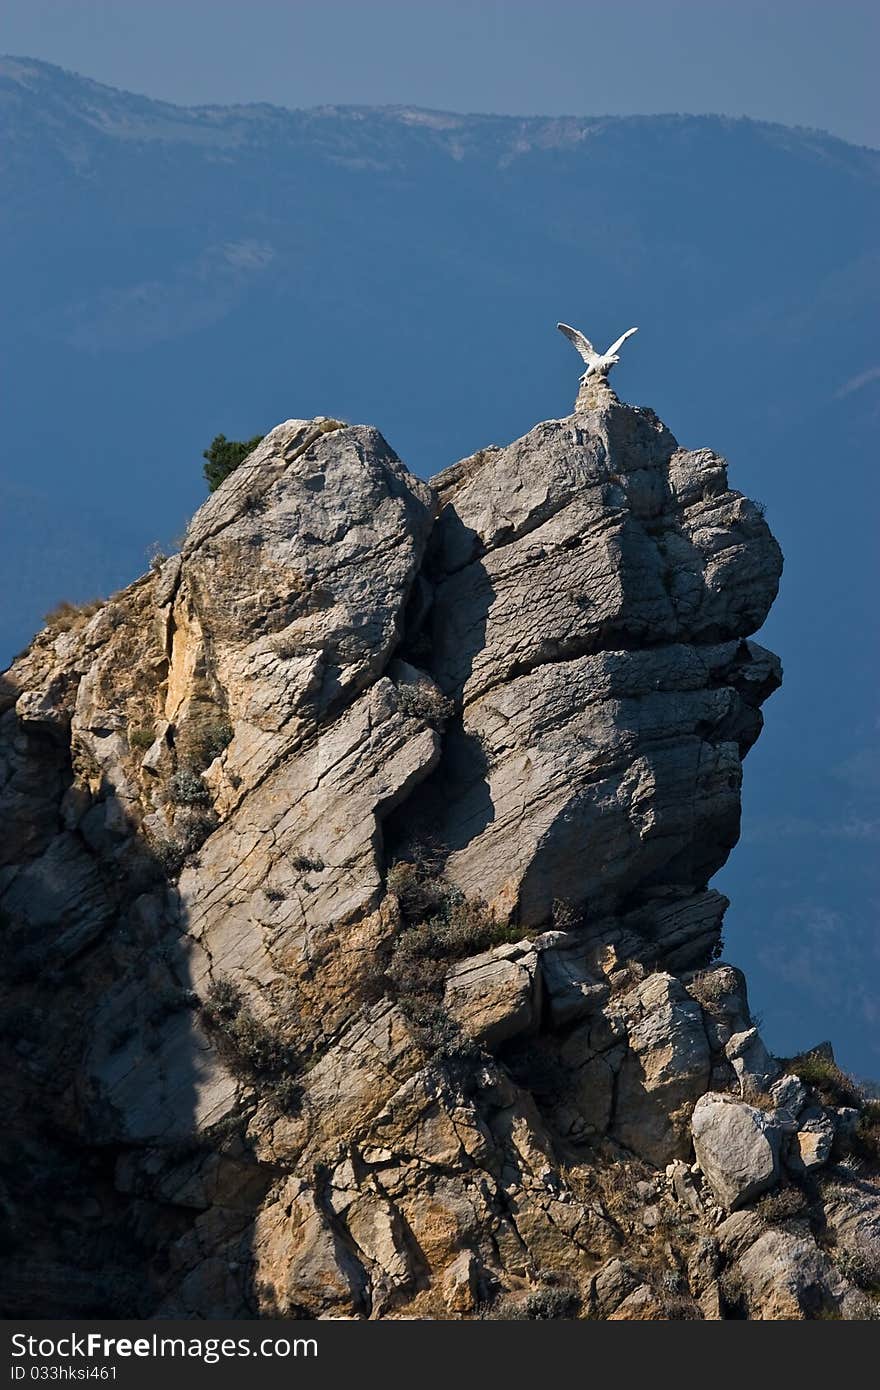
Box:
[557,322,638,380]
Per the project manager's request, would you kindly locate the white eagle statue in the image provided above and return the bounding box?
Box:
[557,321,638,382]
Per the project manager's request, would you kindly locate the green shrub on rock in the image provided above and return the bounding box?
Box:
[202,433,265,492]
[201,978,302,1112]
[169,768,211,805]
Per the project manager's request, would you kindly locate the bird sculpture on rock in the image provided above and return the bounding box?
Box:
[557,321,638,383]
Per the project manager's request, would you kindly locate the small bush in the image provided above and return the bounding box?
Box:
[149,809,218,877]
[201,978,301,1112]
[382,851,524,1063]
[203,433,265,492]
[178,716,233,771]
[718,1265,746,1314]
[403,999,482,1064]
[386,851,453,919]
[149,834,190,877]
[383,884,519,1065]
[655,1294,703,1319]
[756,1186,808,1224]
[386,859,420,902]
[291,853,325,873]
[202,978,240,1018]
[44,598,104,632]
[272,636,302,660]
[385,934,447,1004]
[387,897,518,999]
[128,724,156,751]
[789,1049,865,1110]
[523,1288,581,1320]
[267,1075,303,1113]
[177,808,218,851]
[836,1247,880,1293]
[854,1103,880,1165]
[489,1287,581,1321]
[169,768,211,806]
[686,967,737,1009]
[395,682,455,729]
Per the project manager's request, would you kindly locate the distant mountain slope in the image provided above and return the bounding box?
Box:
[1,57,878,1073]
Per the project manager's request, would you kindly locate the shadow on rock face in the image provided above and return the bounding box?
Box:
[0,736,209,1315]
[385,499,498,864]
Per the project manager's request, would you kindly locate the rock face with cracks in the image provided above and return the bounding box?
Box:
[2,391,877,1320]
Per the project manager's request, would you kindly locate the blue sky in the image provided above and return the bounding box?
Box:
[4,0,879,147]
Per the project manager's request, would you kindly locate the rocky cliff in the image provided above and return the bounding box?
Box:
[2,388,878,1320]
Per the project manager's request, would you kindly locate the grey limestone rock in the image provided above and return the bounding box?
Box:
[416,398,781,927]
[692,1093,781,1209]
[4,391,871,1321]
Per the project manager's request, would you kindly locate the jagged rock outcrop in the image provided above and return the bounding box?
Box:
[411,402,781,927]
[2,390,878,1320]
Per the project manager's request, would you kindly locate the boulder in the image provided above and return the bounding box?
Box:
[786,1108,835,1174]
[444,941,540,1047]
[724,1226,846,1320]
[691,1093,781,1209]
[612,973,712,1164]
[538,937,608,1028]
[608,1284,674,1320]
[725,1027,780,1096]
[667,1158,703,1214]
[592,1257,640,1317]
[686,964,751,1050]
[769,1073,809,1117]
[441,1251,481,1313]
